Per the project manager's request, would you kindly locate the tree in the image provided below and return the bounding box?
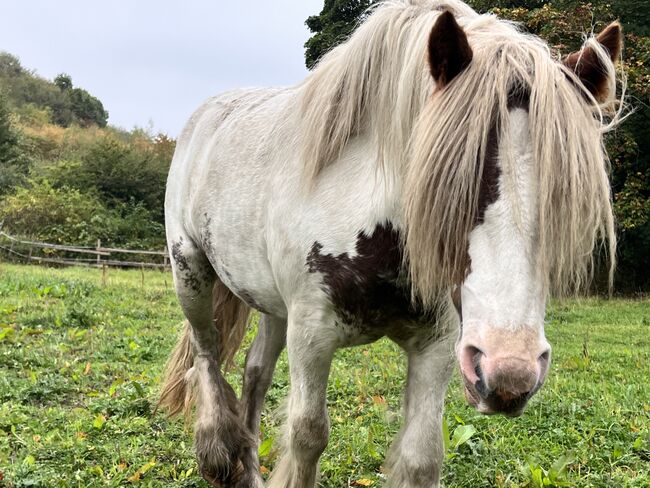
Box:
[304,0,374,69]
[54,73,72,91]
[69,87,108,127]
[0,52,24,78]
[55,73,108,127]
[0,93,31,194]
[0,53,109,128]
[70,136,168,222]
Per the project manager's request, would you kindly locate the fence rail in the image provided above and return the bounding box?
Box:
[0,231,169,270]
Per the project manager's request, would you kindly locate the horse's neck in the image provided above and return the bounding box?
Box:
[302,132,407,229]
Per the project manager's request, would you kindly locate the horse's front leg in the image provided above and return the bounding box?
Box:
[268,305,337,488]
[387,326,458,487]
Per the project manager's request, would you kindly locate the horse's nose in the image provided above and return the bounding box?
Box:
[482,357,540,400]
[460,344,550,415]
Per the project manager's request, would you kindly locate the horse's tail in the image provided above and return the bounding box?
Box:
[157,280,251,418]
[157,320,195,417]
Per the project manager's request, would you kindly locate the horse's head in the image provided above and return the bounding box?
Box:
[413,11,622,416]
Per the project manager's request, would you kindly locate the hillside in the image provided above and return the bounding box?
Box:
[0,52,108,129]
[0,52,174,250]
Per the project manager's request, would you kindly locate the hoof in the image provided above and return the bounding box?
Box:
[195,419,262,488]
[201,459,258,487]
[199,452,266,487]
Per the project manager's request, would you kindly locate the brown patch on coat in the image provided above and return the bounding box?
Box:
[306,223,428,328]
[428,11,473,87]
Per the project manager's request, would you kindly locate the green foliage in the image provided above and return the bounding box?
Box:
[468,0,650,34]
[54,73,72,91]
[304,0,374,69]
[76,136,168,220]
[0,51,176,250]
[0,52,108,128]
[0,264,649,486]
[0,93,31,195]
[443,416,478,460]
[0,52,24,77]
[0,180,164,248]
[32,130,175,225]
[527,452,575,487]
[67,86,108,128]
[303,0,650,290]
[13,102,53,127]
[0,180,113,245]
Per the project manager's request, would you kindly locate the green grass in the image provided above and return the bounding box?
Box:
[0,263,648,487]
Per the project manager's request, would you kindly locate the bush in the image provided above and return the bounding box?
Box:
[69,136,169,223]
[0,93,32,195]
[0,180,164,249]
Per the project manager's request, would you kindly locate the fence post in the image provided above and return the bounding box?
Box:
[102,264,107,286]
[163,245,168,271]
[96,239,101,266]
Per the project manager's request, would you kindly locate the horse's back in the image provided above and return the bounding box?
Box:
[166,87,289,218]
[165,87,294,317]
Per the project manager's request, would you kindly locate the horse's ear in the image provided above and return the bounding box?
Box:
[428,11,473,87]
[563,21,622,102]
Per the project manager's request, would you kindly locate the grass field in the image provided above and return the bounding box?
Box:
[0,263,648,487]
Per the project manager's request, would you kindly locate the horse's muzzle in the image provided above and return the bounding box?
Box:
[460,345,550,416]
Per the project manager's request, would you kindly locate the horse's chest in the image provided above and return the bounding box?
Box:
[306,223,427,339]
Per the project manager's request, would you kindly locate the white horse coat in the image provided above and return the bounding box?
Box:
[160,1,622,486]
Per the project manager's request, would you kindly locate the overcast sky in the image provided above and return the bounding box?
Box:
[1,0,324,137]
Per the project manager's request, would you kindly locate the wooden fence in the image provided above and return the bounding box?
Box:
[0,231,169,270]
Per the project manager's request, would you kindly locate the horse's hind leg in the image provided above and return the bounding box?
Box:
[167,236,262,487]
[242,314,287,437]
[237,314,286,477]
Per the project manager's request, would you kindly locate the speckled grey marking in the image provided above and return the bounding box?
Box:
[236,289,269,314]
[200,214,214,251]
[171,237,214,293]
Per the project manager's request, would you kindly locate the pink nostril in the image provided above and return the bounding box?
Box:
[538,349,551,364]
[537,348,552,382]
[460,345,483,384]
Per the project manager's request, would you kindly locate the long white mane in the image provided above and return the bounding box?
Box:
[298,0,624,305]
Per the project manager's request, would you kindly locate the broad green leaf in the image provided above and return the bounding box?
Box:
[92,414,105,430]
[451,424,477,450]
[259,437,274,458]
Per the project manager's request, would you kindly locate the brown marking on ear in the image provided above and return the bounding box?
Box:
[595,21,623,60]
[563,21,622,102]
[428,10,473,87]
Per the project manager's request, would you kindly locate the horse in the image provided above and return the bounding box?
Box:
[159,1,623,486]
